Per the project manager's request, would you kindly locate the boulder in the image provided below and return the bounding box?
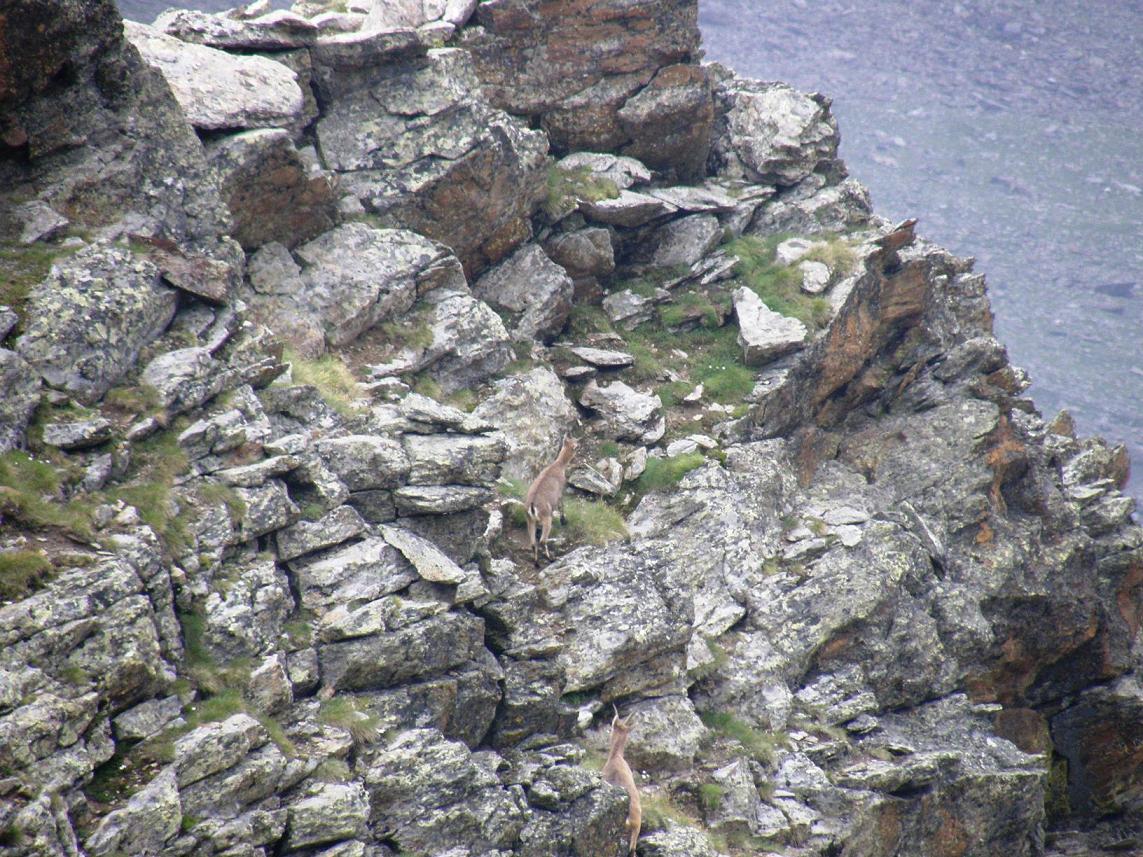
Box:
[275,505,367,562]
[288,223,464,350]
[155,8,324,50]
[580,190,675,228]
[206,129,337,251]
[473,243,574,342]
[648,214,723,269]
[15,244,177,404]
[410,292,514,392]
[580,380,665,444]
[710,76,843,187]
[318,48,548,273]
[84,769,182,857]
[543,227,615,286]
[800,260,831,294]
[0,350,41,451]
[749,177,873,236]
[140,346,225,414]
[203,557,294,660]
[623,694,707,771]
[317,435,411,491]
[470,0,703,157]
[472,367,579,483]
[733,286,808,365]
[618,63,714,181]
[125,22,304,131]
[289,536,417,613]
[41,416,112,451]
[359,729,526,852]
[284,782,370,851]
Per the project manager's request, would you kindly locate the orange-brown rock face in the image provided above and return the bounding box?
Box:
[468,0,713,179]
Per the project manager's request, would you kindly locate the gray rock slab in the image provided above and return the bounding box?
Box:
[555,152,653,190]
[579,380,665,444]
[126,22,303,131]
[711,76,841,187]
[275,505,367,562]
[15,243,177,404]
[380,523,466,584]
[733,286,808,366]
[289,536,416,612]
[566,346,635,368]
[392,485,494,515]
[579,189,675,228]
[649,213,723,268]
[473,243,573,342]
[41,416,113,450]
[317,435,411,491]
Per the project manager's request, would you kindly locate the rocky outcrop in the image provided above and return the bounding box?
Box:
[1,1,1140,857]
[468,0,712,178]
[318,47,549,274]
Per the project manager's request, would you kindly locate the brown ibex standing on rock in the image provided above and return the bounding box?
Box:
[525,435,577,563]
[602,704,641,855]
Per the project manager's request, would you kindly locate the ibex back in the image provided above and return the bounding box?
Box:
[601,704,641,855]
[524,435,577,563]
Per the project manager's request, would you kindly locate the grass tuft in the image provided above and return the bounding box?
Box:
[698,783,725,813]
[0,550,55,602]
[563,497,628,546]
[543,165,620,219]
[701,711,787,766]
[285,348,363,416]
[635,452,706,494]
[319,696,383,745]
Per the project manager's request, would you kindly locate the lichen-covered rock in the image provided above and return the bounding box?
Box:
[473,367,580,483]
[647,213,723,269]
[290,536,417,613]
[0,349,43,450]
[155,7,325,50]
[580,380,665,444]
[617,63,714,180]
[126,21,304,131]
[84,769,182,857]
[402,433,505,486]
[359,728,527,853]
[15,244,177,404]
[253,223,466,352]
[318,48,548,273]
[207,128,337,251]
[318,610,486,692]
[623,695,707,771]
[710,75,843,187]
[141,346,225,414]
[284,782,370,851]
[276,505,367,561]
[172,713,268,788]
[203,556,295,660]
[473,243,574,342]
[317,435,411,491]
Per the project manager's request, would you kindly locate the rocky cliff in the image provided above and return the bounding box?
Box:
[0,1,1140,856]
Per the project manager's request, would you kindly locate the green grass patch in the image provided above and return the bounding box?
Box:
[635,452,706,494]
[0,243,76,337]
[0,450,97,540]
[625,321,754,405]
[102,383,163,418]
[179,610,253,695]
[566,304,616,339]
[312,758,353,782]
[697,783,725,813]
[726,234,837,330]
[282,613,315,649]
[319,696,382,744]
[563,497,628,546]
[659,290,723,330]
[285,348,363,417]
[803,235,857,275]
[543,164,620,219]
[0,550,55,602]
[641,792,698,832]
[701,711,787,766]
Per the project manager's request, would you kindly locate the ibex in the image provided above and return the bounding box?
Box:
[524,435,577,563]
[601,704,641,855]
